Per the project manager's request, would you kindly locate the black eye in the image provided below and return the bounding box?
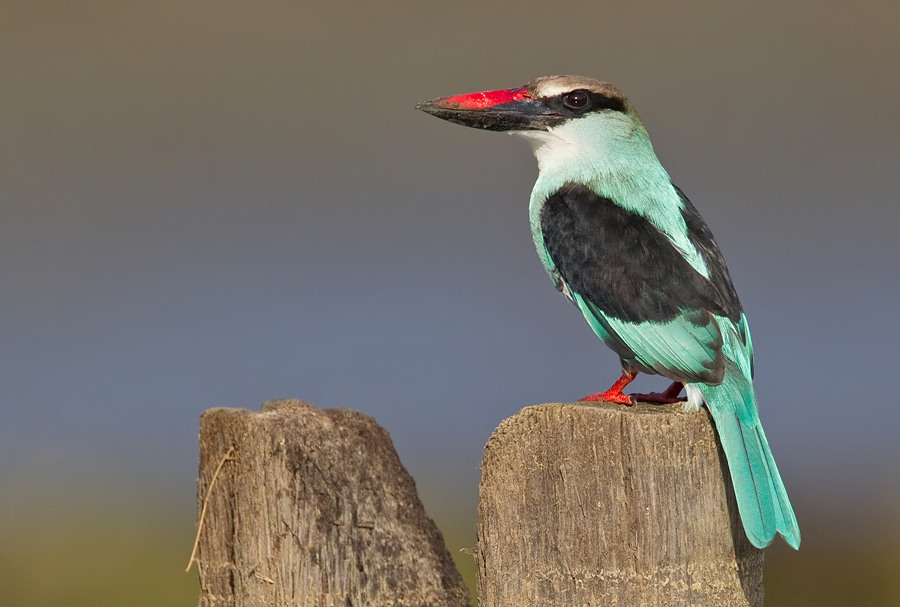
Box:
[562,90,589,110]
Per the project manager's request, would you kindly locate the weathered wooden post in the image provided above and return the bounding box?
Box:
[477,401,764,606]
[191,398,764,606]
[192,399,470,607]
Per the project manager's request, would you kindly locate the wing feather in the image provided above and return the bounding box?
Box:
[540,183,742,382]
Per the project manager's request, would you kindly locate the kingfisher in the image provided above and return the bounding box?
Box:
[417,75,800,549]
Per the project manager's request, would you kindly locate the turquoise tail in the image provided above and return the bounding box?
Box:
[698,360,801,549]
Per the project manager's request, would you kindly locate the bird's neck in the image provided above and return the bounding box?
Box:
[525,114,672,215]
[520,114,709,280]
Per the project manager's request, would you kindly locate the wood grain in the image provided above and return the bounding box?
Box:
[476,401,763,606]
[195,399,470,607]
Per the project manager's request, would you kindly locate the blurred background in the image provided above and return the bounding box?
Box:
[2,1,899,604]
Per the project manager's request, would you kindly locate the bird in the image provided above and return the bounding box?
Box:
[417,75,800,550]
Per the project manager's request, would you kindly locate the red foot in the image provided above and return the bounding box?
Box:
[580,390,634,405]
[579,370,637,406]
[632,381,685,404]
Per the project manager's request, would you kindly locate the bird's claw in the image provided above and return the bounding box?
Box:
[631,381,685,405]
[631,391,683,404]
[579,391,635,406]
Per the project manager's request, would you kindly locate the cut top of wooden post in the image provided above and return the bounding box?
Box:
[195,399,470,607]
[477,401,763,607]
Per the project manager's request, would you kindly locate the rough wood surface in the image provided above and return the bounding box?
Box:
[195,399,470,607]
[477,402,763,607]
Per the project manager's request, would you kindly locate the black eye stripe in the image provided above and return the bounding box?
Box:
[543,90,627,115]
[562,90,589,109]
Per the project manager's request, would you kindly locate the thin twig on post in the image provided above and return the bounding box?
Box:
[186,446,234,573]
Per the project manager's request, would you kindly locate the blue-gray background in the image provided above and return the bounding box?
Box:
[3,1,899,604]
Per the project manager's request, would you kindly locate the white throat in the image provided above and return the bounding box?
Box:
[516,112,711,281]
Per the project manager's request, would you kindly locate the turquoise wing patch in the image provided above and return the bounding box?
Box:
[574,292,725,384]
